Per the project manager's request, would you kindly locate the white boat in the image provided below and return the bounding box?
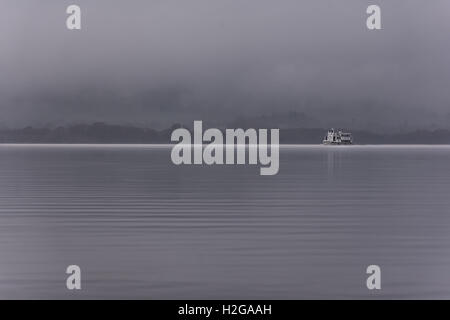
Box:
[323,128,353,145]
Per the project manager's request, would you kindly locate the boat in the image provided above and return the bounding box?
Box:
[323,128,353,145]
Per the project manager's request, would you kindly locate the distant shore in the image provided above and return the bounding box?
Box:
[1,123,450,144]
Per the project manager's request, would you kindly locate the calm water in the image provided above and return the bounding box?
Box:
[0,144,450,299]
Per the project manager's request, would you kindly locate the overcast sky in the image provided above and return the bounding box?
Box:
[1,0,449,130]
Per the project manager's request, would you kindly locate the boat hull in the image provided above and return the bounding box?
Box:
[322,141,353,145]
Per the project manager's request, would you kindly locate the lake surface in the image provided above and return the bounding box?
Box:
[0,144,450,299]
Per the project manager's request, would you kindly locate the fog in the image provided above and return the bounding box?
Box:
[1,0,450,131]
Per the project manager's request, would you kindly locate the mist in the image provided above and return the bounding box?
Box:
[1,0,450,132]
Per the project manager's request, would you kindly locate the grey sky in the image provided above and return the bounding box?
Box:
[1,0,450,131]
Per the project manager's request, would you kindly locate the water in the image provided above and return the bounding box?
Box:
[0,144,450,299]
